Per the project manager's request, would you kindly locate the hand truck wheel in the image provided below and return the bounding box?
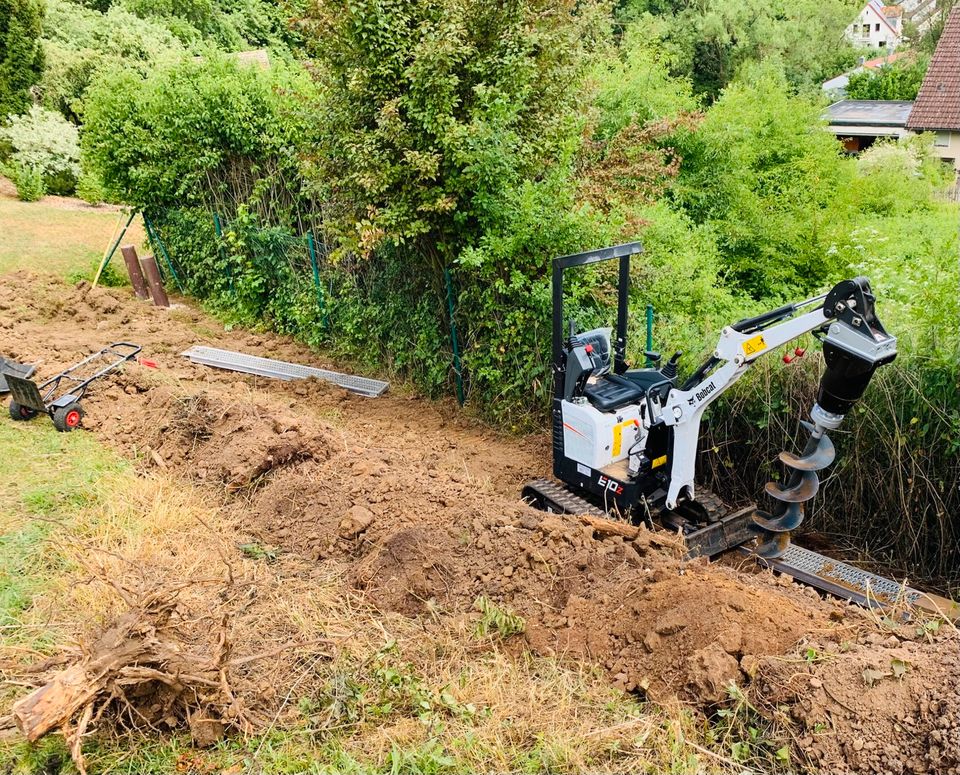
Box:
[52,402,83,433]
[9,400,38,421]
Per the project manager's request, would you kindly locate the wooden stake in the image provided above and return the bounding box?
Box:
[120,245,149,299]
[140,255,170,308]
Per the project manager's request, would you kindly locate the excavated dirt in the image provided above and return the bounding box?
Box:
[1,272,957,770]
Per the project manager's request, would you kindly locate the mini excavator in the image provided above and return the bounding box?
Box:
[521,242,960,617]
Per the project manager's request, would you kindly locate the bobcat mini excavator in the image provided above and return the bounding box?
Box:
[523,242,958,617]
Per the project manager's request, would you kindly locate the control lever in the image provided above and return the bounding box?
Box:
[661,351,682,380]
[644,350,662,363]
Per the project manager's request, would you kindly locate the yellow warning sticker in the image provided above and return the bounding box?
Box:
[742,334,767,358]
[651,455,667,469]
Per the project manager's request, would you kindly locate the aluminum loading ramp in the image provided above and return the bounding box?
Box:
[181,346,389,398]
[759,543,960,621]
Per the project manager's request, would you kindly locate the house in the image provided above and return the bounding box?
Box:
[845,1,904,49]
[901,0,950,35]
[824,100,915,152]
[822,51,911,97]
[906,6,960,170]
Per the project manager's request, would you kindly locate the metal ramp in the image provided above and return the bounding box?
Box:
[758,543,960,621]
[181,346,389,398]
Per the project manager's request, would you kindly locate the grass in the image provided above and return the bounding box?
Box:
[0,420,125,651]
[0,190,145,277]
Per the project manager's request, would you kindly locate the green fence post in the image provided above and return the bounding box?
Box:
[213,212,234,296]
[444,266,465,406]
[143,215,185,293]
[645,303,654,366]
[307,233,330,330]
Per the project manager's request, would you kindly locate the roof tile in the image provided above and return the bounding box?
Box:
[907,7,960,130]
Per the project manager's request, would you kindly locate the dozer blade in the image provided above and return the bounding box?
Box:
[779,432,835,472]
[753,531,791,559]
[765,471,819,503]
[751,503,804,533]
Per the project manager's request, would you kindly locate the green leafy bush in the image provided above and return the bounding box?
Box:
[82,56,316,210]
[671,63,853,298]
[846,57,929,101]
[1,159,44,200]
[39,0,185,120]
[0,105,81,195]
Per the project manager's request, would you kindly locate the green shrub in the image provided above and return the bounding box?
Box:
[671,63,854,298]
[82,56,316,210]
[0,106,81,195]
[75,169,106,204]
[2,160,45,200]
[38,0,186,120]
[846,56,929,101]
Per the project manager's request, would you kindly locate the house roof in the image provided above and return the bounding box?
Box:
[825,100,915,127]
[865,0,902,37]
[862,51,910,69]
[884,5,903,18]
[907,7,960,130]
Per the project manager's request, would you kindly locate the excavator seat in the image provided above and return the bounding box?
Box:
[584,373,645,412]
[575,329,671,413]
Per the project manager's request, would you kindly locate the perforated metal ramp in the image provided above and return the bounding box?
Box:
[760,544,922,608]
[181,346,389,398]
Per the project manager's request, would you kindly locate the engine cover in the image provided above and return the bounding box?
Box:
[560,399,644,471]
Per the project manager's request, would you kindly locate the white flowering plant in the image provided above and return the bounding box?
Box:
[0,106,81,195]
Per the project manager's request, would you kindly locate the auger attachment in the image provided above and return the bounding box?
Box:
[752,277,898,559]
[753,425,831,558]
[779,421,835,470]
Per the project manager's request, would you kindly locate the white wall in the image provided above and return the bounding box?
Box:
[931,131,960,172]
[846,5,902,49]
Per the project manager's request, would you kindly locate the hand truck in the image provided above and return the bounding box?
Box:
[5,342,142,432]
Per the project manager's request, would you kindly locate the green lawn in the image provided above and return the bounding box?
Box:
[0,192,145,278]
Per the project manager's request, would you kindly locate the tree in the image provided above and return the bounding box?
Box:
[671,63,853,297]
[617,0,862,98]
[298,0,608,276]
[846,57,929,100]
[0,0,44,118]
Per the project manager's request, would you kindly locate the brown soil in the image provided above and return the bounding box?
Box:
[1,272,957,772]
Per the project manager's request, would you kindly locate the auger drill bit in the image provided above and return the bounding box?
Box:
[753,421,834,559]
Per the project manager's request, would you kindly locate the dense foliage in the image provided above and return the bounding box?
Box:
[0,0,44,117]
[618,0,862,98]
[846,56,929,100]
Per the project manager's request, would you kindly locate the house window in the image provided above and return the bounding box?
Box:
[879,40,886,47]
[875,23,881,31]
[862,23,870,35]
[935,131,950,147]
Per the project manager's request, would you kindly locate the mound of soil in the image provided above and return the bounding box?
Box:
[755,628,960,773]
[2,273,958,769]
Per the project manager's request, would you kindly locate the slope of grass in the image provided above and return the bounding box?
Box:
[0,183,145,278]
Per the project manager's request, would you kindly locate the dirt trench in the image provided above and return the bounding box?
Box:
[1,273,957,773]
